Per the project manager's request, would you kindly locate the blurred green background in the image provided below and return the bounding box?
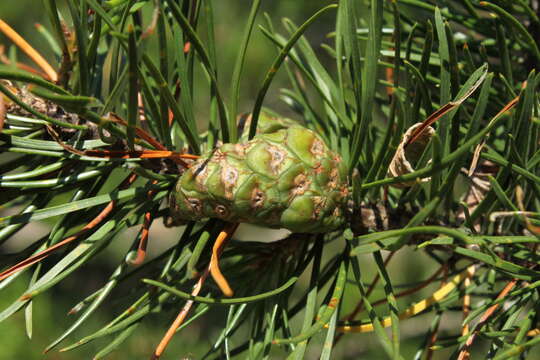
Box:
[0,1,508,359]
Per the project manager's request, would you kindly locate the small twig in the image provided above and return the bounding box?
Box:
[107,113,192,167]
[0,19,58,81]
[46,124,198,162]
[108,113,167,151]
[46,124,86,156]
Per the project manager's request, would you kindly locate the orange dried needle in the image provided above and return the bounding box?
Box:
[0,19,58,82]
[457,278,518,360]
[152,223,239,359]
[109,114,167,151]
[0,173,137,284]
[1,201,116,284]
[84,149,199,160]
[152,268,210,359]
[210,223,239,297]
[406,69,489,146]
[183,42,191,53]
[129,185,158,266]
[129,211,153,266]
[406,102,455,146]
[385,64,394,96]
[107,113,193,167]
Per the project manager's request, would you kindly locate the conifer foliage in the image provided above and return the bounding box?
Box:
[0,1,539,359]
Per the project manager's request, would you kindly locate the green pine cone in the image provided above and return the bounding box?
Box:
[170,120,349,233]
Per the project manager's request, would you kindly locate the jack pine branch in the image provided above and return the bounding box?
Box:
[0,1,539,359]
